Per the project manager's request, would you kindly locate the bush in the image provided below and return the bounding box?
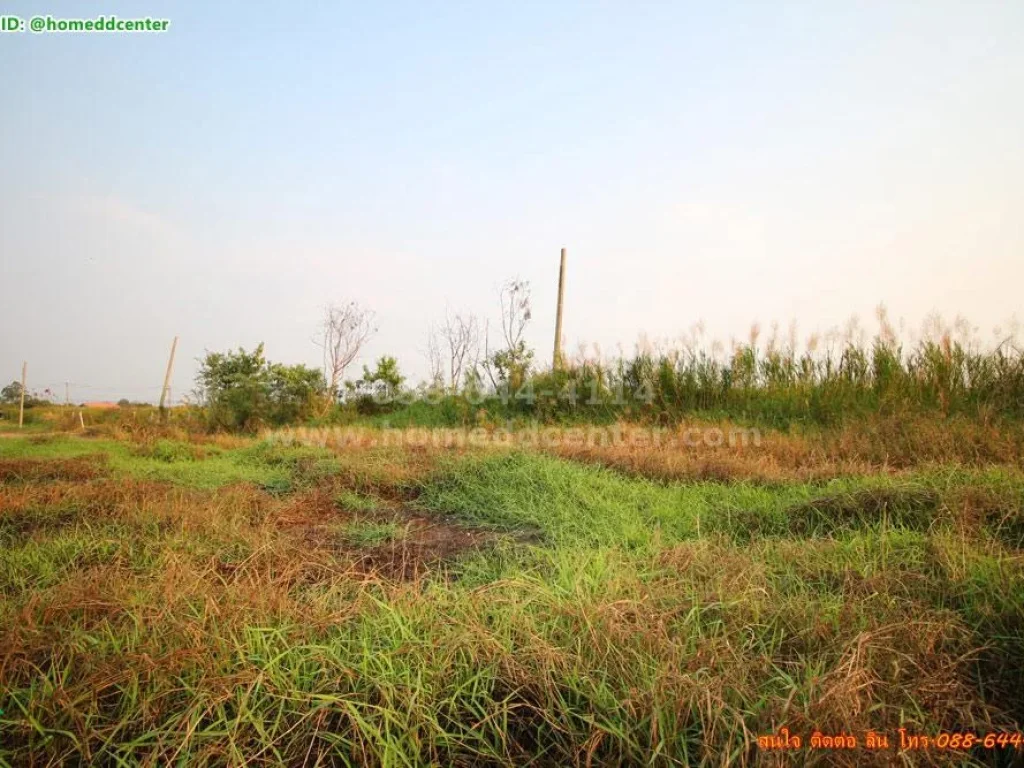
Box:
[195,344,326,431]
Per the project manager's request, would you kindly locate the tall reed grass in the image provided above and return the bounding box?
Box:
[487,321,1024,427]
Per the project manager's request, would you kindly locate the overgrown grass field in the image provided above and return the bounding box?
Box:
[1,423,1022,765]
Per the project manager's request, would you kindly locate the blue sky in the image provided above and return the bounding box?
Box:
[1,1,1022,402]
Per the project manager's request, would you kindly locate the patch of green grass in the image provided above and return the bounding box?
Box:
[0,435,118,460]
[334,489,382,512]
[0,523,161,598]
[135,439,203,463]
[0,436,343,492]
[340,520,405,547]
[0,499,86,545]
[417,450,1024,548]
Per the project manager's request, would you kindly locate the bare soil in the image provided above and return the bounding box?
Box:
[347,514,497,579]
[275,490,499,580]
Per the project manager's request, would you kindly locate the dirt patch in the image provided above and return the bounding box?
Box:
[294,508,495,580]
[0,457,106,483]
[270,490,344,529]
[263,487,499,579]
[349,515,496,579]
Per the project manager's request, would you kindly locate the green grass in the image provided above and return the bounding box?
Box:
[340,520,405,546]
[335,489,383,512]
[417,449,1024,548]
[1,436,1023,765]
[0,435,342,491]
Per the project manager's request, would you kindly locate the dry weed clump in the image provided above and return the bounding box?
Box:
[549,415,1024,485]
[548,420,871,485]
[323,444,472,501]
[822,414,1024,468]
[0,456,106,483]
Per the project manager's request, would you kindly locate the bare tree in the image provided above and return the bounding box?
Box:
[424,325,445,388]
[482,279,533,389]
[482,320,497,389]
[315,302,376,400]
[499,279,531,350]
[439,309,480,392]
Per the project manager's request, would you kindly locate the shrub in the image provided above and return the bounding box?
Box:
[195,344,326,431]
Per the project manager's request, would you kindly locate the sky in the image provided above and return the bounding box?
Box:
[1,1,1022,403]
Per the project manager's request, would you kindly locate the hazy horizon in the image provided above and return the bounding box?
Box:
[2,1,1022,403]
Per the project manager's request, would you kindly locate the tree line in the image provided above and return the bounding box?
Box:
[196,279,538,430]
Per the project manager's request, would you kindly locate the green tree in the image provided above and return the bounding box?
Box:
[483,279,534,394]
[361,356,405,401]
[346,356,406,415]
[1,381,23,404]
[268,362,327,423]
[195,344,326,431]
[0,381,50,408]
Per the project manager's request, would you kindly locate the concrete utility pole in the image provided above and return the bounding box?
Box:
[553,247,567,369]
[158,336,178,420]
[18,361,26,428]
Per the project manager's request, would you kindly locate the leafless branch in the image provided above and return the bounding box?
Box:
[439,309,480,391]
[499,279,531,350]
[425,324,444,388]
[314,302,376,396]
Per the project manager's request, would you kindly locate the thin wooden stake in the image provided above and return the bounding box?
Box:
[18,361,26,428]
[159,336,178,421]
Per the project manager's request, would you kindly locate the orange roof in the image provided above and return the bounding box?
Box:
[82,401,119,409]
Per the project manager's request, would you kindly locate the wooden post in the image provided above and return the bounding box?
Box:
[552,248,567,369]
[158,336,178,421]
[18,361,26,428]
[65,381,70,407]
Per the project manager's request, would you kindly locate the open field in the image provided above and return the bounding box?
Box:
[6,0,1023,763]
[1,422,1022,766]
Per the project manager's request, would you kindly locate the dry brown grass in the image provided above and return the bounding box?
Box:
[549,415,1024,484]
[0,456,106,483]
